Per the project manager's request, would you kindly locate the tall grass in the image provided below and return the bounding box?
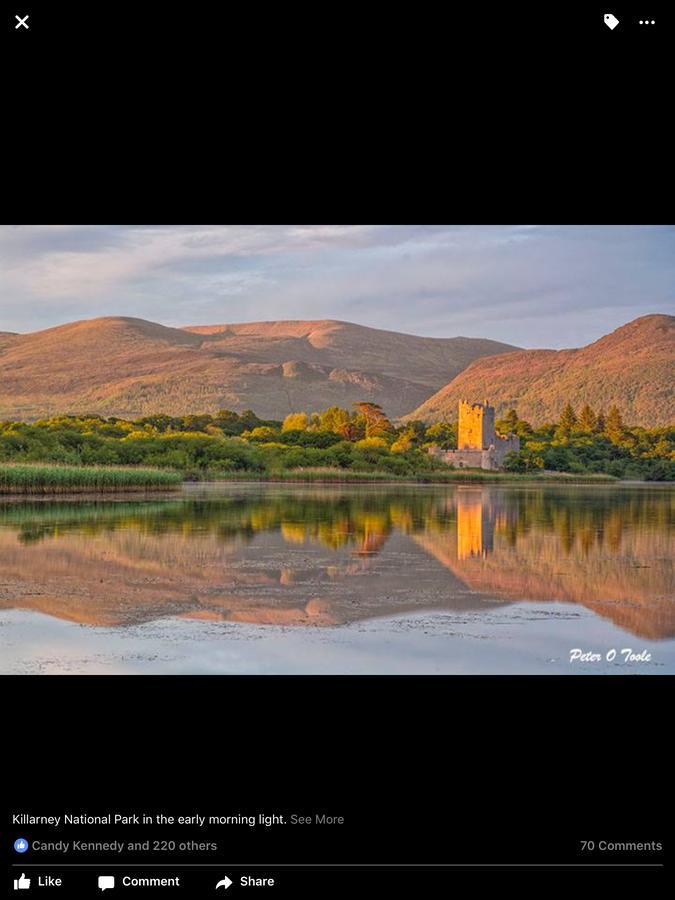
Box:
[0,463,182,494]
[0,462,617,492]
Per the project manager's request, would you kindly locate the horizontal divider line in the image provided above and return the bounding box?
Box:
[11,863,665,868]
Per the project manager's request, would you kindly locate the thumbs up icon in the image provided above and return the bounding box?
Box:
[14,873,31,890]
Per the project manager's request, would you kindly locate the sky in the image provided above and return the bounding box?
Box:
[0,224,672,348]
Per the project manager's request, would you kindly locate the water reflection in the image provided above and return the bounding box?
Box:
[0,485,672,638]
[456,492,495,559]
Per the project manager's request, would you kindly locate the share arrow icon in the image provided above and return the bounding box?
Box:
[216,876,234,889]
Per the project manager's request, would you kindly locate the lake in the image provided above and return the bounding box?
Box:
[0,483,673,674]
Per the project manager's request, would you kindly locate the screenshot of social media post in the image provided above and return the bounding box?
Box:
[0,224,671,893]
[0,225,672,676]
[2,0,672,891]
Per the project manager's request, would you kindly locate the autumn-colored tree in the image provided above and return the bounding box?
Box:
[605,405,625,443]
[390,422,425,454]
[393,420,426,445]
[345,416,365,442]
[558,402,577,432]
[577,403,597,432]
[390,432,414,453]
[319,406,351,437]
[352,402,393,439]
[245,426,278,441]
[137,414,176,432]
[282,412,309,432]
[595,410,606,433]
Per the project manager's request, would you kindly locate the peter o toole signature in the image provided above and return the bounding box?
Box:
[569,648,652,664]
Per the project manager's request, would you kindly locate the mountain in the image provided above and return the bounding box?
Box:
[407,315,675,427]
[0,331,17,349]
[0,317,517,421]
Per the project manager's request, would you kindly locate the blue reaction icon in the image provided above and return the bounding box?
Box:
[14,837,29,853]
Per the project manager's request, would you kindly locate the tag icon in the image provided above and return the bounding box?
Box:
[604,13,619,30]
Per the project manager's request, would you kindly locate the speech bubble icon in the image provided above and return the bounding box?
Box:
[98,875,116,891]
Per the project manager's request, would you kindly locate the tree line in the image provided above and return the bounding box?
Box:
[497,403,674,480]
[0,401,672,479]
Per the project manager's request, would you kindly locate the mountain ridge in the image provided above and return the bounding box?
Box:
[407,314,675,426]
[0,316,517,421]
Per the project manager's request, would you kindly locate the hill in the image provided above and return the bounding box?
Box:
[0,317,516,421]
[407,315,675,427]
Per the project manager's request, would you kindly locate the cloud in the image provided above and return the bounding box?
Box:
[0,225,672,347]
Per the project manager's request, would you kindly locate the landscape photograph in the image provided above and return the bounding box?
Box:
[0,224,673,673]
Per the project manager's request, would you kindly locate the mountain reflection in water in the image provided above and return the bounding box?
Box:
[0,484,672,639]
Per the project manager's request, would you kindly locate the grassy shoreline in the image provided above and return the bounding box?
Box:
[0,463,182,494]
[0,463,631,494]
[187,467,618,485]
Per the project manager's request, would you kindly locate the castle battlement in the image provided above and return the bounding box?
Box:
[457,398,496,451]
[459,399,491,411]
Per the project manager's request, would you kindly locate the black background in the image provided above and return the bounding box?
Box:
[2,1,671,894]
[4,678,670,894]
[2,0,670,223]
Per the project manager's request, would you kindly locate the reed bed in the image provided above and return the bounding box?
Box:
[0,463,182,494]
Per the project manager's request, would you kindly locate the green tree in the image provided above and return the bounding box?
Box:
[215,409,244,435]
[215,409,240,424]
[182,413,214,432]
[503,409,519,431]
[390,422,425,454]
[497,411,533,438]
[425,422,456,449]
[503,450,526,472]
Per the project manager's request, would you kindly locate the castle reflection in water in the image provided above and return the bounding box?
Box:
[0,484,673,639]
[456,491,498,560]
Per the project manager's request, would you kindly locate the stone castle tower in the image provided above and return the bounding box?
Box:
[428,400,520,471]
[458,400,496,451]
